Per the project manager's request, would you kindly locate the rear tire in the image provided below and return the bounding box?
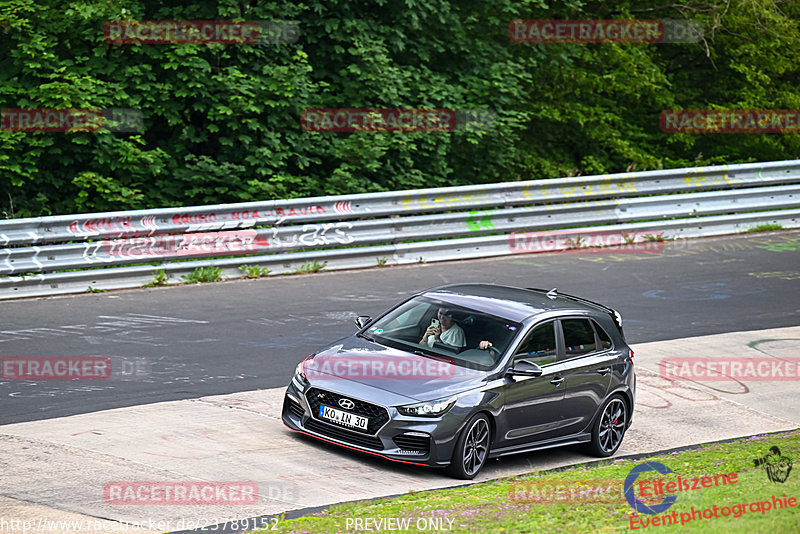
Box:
[445,413,491,479]
[586,395,628,457]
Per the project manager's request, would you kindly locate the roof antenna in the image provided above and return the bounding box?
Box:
[546,288,558,300]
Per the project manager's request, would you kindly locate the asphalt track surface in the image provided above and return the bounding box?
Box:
[2,230,799,425]
[1,327,798,533]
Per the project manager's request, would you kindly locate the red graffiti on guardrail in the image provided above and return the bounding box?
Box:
[64,206,336,240]
[67,217,134,235]
[171,213,219,225]
[169,206,327,226]
[275,205,326,217]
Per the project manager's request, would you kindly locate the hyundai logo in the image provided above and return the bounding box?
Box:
[338,398,355,410]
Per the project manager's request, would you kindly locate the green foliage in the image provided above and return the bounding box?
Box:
[745,223,783,233]
[144,268,170,286]
[85,284,106,293]
[238,264,271,278]
[376,256,387,266]
[1,0,799,218]
[566,236,586,248]
[181,265,221,283]
[643,233,666,242]
[293,259,326,273]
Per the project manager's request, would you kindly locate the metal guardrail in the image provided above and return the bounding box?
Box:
[1,160,799,299]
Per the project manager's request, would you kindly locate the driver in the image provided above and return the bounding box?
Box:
[419,308,466,349]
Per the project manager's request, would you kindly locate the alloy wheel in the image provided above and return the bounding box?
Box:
[598,398,626,454]
[462,418,489,476]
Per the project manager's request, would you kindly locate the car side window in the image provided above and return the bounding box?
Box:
[561,318,597,357]
[594,321,613,350]
[513,322,557,366]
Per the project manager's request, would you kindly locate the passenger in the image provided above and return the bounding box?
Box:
[420,308,466,349]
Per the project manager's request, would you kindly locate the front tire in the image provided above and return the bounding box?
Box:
[586,395,628,457]
[445,413,491,479]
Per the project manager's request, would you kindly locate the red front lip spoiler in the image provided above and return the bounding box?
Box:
[283,422,432,468]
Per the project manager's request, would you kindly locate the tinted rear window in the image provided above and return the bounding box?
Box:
[561,318,597,357]
[594,320,613,350]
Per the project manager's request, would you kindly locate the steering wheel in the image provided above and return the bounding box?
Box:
[485,345,500,358]
[432,341,457,353]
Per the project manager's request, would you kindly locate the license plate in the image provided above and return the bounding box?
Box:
[318,404,369,430]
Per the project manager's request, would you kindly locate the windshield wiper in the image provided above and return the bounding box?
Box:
[357,332,376,343]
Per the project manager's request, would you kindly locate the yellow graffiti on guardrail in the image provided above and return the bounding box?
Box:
[683,172,737,186]
[402,193,491,210]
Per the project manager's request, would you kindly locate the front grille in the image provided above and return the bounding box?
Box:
[393,433,430,453]
[306,387,390,435]
[286,396,305,419]
[305,418,384,450]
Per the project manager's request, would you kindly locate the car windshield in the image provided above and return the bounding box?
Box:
[364,296,522,370]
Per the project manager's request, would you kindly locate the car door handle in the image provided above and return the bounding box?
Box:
[550,377,564,386]
[596,368,611,376]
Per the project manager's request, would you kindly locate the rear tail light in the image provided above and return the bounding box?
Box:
[628,348,634,365]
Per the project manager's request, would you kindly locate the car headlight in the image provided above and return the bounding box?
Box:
[292,361,310,390]
[397,395,457,417]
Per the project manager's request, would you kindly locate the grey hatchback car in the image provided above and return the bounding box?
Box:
[282,284,635,479]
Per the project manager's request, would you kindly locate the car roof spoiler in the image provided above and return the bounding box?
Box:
[526,287,623,329]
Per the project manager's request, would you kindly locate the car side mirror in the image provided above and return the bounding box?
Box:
[354,315,371,329]
[507,360,543,377]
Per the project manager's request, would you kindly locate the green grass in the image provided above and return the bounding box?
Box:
[566,236,587,248]
[239,264,271,278]
[85,285,107,293]
[255,430,800,534]
[643,233,666,242]
[181,265,222,283]
[746,224,784,233]
[143,268,171,287]
[293,259,327,274]
[621,231,635,245]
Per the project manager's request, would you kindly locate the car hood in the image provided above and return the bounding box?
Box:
[302,336,489,403]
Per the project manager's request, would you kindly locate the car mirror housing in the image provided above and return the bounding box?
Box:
[507,360,543,377]
[354,315,371,329]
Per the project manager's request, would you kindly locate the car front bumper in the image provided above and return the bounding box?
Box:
[281,381,465,468]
